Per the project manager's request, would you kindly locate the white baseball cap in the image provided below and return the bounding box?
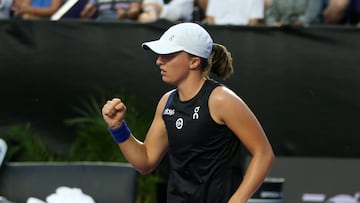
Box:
[142,22,213,59]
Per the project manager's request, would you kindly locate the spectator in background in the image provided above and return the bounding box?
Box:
[264,0,272,16]
[12,0,63,19]
[0,0,13,19]
[265,0,322,26]
[80,0,142,21]
[322,0,360,25]
[205,0,264,25]
[137,0,193,23]
[192,0,207,22]
[195,0,206,11]
[265,0,272,7]
[322,0,349,24]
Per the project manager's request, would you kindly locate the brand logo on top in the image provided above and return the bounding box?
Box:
[163,108,175,116]
[193,106,200,120]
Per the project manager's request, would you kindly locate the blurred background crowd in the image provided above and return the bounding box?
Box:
[0,0,359,26]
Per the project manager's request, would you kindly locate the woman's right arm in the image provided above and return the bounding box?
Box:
[102,92,171,174]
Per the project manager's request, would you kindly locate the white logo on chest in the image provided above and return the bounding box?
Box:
[163,108,175,116]
[176,118,183,129]
[193,106,200,120]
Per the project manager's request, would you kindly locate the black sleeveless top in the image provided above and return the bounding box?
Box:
[162,79,244,203]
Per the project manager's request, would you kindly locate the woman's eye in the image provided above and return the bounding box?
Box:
[161,52,180,60]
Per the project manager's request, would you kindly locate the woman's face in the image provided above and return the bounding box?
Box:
[156,51,193,85]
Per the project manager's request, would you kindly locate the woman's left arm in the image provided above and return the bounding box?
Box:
[209,86,275,203]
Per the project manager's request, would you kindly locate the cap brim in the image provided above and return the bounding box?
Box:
[142,40,183,55]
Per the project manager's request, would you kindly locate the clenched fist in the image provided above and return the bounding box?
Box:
[102,98,127,129]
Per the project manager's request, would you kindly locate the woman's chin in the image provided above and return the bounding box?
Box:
[161,77,176,85]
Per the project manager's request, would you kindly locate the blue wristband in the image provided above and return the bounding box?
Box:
[108,121,131,143]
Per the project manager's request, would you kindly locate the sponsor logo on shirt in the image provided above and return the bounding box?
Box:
[176,118,183,129]
[163,108,175,116]
[193,106,200,120]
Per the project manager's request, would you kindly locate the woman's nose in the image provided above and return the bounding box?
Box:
[156,56,163,66]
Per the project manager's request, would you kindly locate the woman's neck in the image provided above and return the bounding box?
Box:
[177,77,206,101]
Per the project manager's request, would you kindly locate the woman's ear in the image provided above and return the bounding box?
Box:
[189,56,201,70]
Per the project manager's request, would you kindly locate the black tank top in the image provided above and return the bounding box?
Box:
[162,79,244,203]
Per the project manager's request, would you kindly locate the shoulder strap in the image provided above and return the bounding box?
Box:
[164,89,177,110]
